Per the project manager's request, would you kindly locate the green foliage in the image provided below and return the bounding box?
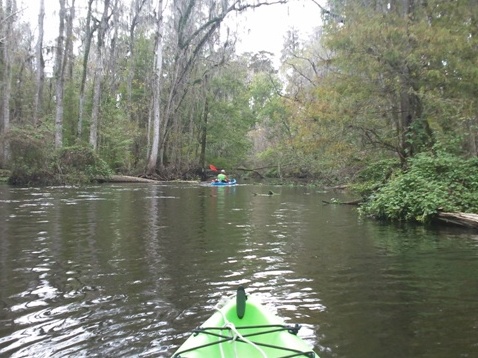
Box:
[351,158,401,197]
[55,145,112,184]
[7,125,111,186]
[63,80,81,144]
[206,61,256,167]
[264,0,478,187]
[98,95,141,173]
[8,124,56,185]
[360,153,478,222]
[0,169,10,183]
[4,0,478,187]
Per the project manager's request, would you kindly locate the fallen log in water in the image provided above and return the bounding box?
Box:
[96,175,200,184]
[436,212,478,229]
[96,175,159,183]
[253,191,276,196]
[322,199,362,205]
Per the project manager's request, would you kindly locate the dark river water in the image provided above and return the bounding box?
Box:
[1,182,478,358]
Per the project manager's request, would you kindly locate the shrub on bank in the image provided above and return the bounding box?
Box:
[7,126,112,186]
[359,153,478,222]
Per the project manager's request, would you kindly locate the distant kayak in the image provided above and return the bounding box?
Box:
[210,179,237,186]
[172,286,318,358]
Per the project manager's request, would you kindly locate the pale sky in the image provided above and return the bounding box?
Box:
[232,0,322,56]
[20,0,322,60]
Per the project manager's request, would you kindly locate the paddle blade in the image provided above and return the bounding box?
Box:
[209,164,218,172]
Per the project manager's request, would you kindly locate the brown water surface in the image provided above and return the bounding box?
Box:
[1,183,477,357]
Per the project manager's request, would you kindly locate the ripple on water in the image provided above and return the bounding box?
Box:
[1,289,182,358]
[3,184,478,358]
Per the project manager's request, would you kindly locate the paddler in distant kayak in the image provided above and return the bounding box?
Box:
[216,169,229,183]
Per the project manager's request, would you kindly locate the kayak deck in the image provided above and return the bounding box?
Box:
[172,287,318,358]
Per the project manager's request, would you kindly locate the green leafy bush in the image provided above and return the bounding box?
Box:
[8,125,111,186]
[8,125,57,185]
[350,159,401,197]
[360,153,478,222]
[56,145,112,184]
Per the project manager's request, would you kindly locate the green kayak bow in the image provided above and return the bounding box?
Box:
[172,287,319,358]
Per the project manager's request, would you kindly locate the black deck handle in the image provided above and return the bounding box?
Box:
[236,286,247,319]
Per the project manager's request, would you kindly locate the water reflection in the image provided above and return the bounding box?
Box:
[0,184,478,357]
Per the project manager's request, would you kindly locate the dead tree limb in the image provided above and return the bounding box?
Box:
[436,212,478,229]
[322,199,362,205]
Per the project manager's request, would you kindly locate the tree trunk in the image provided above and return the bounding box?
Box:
[147,0,164,174]
[89,49,103,151]
[54,0,66,149]
[127,0,148,119]
[78,0,94,138]
[89,0,110,151]
[65,0,75,80]
[199,75,209,175]
[396,0,424,163]
[33,0,45,125]
[1,0,14,165]
[107,0,120,93]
